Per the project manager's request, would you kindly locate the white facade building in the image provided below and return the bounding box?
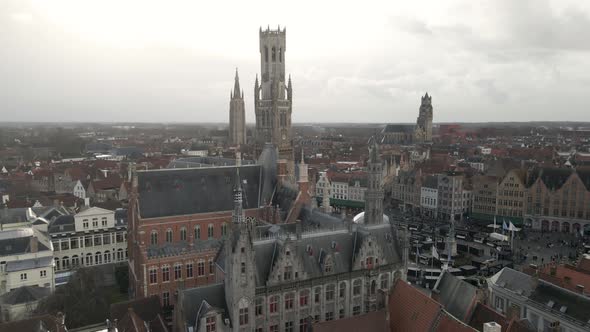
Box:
[49,207,127,283]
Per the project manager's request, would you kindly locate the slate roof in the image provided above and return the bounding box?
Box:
[136,165,263,218]
[0,285,50,305]
[0,229,50,256]
[489,268,534,297]
[382,124,416,134]
[433,271,478,321]
[0,314,65,332]
[423,175,439,189]
[6,256,53,272]
[526,167,573,190]
[180,283,227,330]
[529,283,590,324]
[110,295,162,322]
[48,215,75,234]
[168,156,256,168]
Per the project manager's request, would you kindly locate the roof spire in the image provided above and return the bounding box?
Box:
[233,68,241,99]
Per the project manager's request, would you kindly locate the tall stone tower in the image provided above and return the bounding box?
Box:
[254,26,294,179]
[365,138,384,225]
[416,93,433,142]
[229,69,246,146]
[224,168,255,331]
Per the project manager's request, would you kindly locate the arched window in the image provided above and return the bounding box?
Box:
[324,256,333,273]
[180,227,187,241]
[194,225,201,240]
[104,250,111,263]
[62,256,70,269]
[207,224,214,238]
[279,47,282,62]
[150,230,158,245]
[85,253,93,266]
[95,252,102,265]
[54,257,60,271]
[71,255,79,267]
[149,267,157,284]
[339,282,346,298]
[166,229,173,243]
[221,223,227,236]
[264,46,268,62]
[117,249,124,261]
[271,47,276,62]
[370,280,377,295]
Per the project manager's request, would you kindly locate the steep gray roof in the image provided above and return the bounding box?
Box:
[0,230,50,257]
[48,215,75,234]
[137,165,263,218]
[529,282,590,324]
[382,124,415,133]
[181,283,227,330]
[0,286,50,305]
[433,271,477,321]
[252,224,402,287]
[489,268,534,297]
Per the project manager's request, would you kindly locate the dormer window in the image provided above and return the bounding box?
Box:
[284,265,293,280]
[324,257,333,273]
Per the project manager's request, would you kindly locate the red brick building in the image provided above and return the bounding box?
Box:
[128,163,278,307]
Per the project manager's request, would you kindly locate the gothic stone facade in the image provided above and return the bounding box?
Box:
[178,222,407,332]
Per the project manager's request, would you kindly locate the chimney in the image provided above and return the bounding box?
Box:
[84,197,90,207]
[30,236,38,253]
[483,322,502,332]
[575,284,584,294]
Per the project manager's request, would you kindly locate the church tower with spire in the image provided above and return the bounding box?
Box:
[224,168,255,331]
[364,138,384,225]
[254,26,294,181]
[229,69,246,146]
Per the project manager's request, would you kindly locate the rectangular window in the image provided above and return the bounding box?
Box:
[206,316,216,332]
[269,296,278,314]
[40,270,47,278]
[186,263,193,278]
[20,273,27,281]
[256,298,263,316]
[285,321,293,332]
[283,265,292,280]
[239,307,248,326]
[174,265,182,280]
[162,266,170,282]
[162,291,170,307]
[299,319,307,332]
[299,291,309,307]
[209,259,215,274]
[339,308,345,319]
[269,325,278,332]
[101,217,107,227]
[314,288,321,303]
[149,268,157,284]
[208,224,214,238]
[195,226,201,240]
[284,293,294,310]
[198,261,205,276]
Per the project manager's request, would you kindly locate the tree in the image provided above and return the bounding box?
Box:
[35,267,110,328]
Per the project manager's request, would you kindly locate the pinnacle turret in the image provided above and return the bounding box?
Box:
[233,68,241,99]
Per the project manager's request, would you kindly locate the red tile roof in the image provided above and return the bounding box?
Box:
[435,311,477,332]
[313,310,388,332]
[389,279,442,332]
[468,303,509,332]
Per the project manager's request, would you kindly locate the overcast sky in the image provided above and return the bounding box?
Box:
[1,0,590,124]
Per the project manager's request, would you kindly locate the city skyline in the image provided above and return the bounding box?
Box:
[1,0,590,123]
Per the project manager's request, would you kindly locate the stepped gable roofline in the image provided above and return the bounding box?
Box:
[136,164,262,219]
[527,167,574,190]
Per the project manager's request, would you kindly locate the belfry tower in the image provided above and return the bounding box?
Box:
[416,93,433,142]
[254,26,294,180]
[364,138,384,225]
